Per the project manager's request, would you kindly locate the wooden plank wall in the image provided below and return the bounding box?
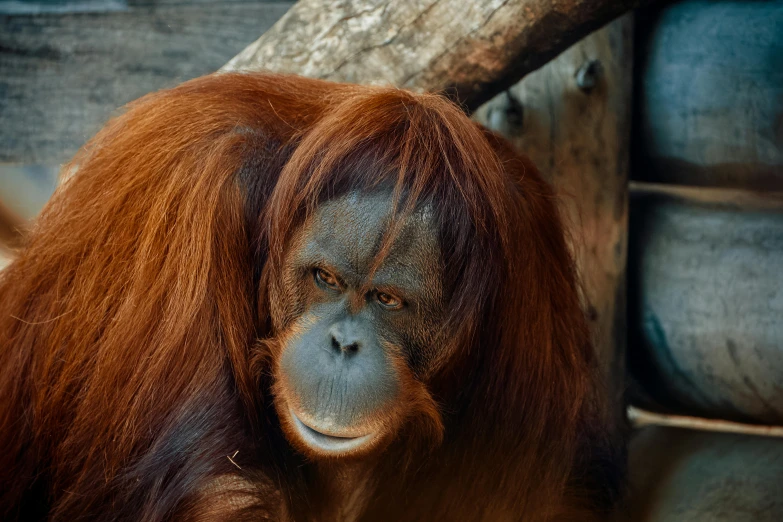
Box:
[0,0,293,166]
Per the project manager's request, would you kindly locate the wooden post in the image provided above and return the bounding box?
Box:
[474,14,634,399]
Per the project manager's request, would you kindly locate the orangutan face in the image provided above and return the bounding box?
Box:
[269,190,446,459]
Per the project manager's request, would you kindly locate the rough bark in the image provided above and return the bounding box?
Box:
[223,0,648,110]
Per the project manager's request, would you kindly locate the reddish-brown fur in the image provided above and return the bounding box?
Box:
[0,73,623,521]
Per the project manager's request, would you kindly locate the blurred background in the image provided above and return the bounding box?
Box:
[1,0,782,520]
[0,0,292,245]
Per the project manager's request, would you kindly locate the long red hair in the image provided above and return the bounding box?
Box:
[0,73,620,521]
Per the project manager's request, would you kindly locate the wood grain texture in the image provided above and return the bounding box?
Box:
[0,2,292,165]
[223,0,648,111]
[474,15,633,398]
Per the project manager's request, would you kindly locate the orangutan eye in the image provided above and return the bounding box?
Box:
[375,291,402,310]
[314,268,340,290]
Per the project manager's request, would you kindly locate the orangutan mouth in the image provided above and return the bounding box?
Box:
[289,408,375,453]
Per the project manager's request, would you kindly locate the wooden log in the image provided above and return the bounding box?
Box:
[626,426,783,522]
[633,0,783,190]
[473,15,633,398]
[628,183,783,424]
[223,0,649,111]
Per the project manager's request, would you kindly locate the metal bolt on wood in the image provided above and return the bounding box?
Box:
[576,60,603,92]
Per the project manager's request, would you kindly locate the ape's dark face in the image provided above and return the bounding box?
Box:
[270,191,446,459]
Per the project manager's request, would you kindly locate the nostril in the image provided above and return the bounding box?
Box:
[328,323,362,354]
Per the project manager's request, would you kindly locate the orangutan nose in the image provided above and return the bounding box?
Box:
[329,320,363,355]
